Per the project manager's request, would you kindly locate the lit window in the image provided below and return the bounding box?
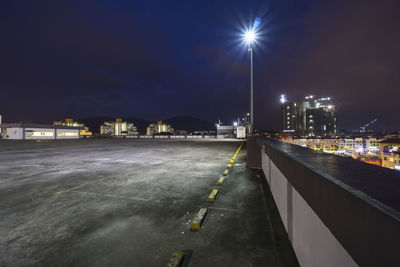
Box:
[390,158,394,162]
[58,132,78,136]
[32,132,53,137]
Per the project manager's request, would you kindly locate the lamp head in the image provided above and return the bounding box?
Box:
[243,30,256,44]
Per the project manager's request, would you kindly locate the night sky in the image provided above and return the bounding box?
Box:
[1,0,399,131]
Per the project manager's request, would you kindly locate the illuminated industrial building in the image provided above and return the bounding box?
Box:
[283,137,340,152]
[380,138,400,170]
[281,94,337,137]
[366,137,381,153]
[100,118,138,136]
[146,121,174,135]
[53,118,92,136]
[0,123,81,139]
[216,125,234,138]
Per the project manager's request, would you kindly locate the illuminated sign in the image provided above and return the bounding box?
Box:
[32,132,53,137]
[58,132,78,136]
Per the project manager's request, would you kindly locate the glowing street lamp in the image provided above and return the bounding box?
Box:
[244,30,256,44]
[243,17,262,135]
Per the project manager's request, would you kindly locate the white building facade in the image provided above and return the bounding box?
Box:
[100,119,138,136]
[146,121,174,136]
[0,123,80,140]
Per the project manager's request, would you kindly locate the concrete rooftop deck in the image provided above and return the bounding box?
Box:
[0,139,297,267]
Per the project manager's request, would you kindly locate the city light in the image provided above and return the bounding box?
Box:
[356,147,365,153]
[280,94,287,104]
[233,122,238,127]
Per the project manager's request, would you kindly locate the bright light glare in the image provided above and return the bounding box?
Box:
[243,30,256,44]
[280,94,287,104]
[233,122,238,126]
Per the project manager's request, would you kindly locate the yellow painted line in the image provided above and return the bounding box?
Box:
[208,189,219,202]
[223,169,229,176]
[235,141,244,154]
[227,163,232,169]
[191,208,208,231]
[217,176,225,185]
[230,159,234,164]
[165,251,184,267]
[232,156,236,160]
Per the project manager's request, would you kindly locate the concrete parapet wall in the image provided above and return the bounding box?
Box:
[248,136,400,267]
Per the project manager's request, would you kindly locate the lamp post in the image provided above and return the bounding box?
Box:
[244,30,256,135]
[249,44,254,135]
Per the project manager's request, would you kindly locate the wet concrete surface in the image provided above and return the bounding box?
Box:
[0,139,297,267]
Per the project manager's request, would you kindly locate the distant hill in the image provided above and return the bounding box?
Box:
[78,116,214,134]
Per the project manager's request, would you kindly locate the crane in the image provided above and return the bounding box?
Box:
[360,118,378,133]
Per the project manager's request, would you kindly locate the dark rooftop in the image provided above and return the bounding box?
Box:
[380,138,400,144]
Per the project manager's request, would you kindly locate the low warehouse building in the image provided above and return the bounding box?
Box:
[0,123,81,140]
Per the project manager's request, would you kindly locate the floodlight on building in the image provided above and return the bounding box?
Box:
[280,94,287,104]
[233,122,238,127]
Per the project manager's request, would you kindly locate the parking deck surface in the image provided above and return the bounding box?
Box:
[0,139,297,267]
